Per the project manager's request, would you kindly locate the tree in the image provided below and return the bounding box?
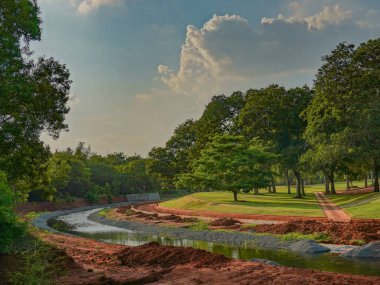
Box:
[238,85,312,198]
[304,39,380,193]
[180,134,275,201]
[190,92,246,160]
[303,42,356,194]
[0,0,71,199]
[350,38,380,192]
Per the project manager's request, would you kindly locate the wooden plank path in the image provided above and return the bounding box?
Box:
[315,192,351,222]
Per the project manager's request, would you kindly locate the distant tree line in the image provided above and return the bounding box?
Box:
[29,142,160,203]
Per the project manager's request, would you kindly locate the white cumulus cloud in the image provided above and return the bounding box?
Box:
[261,4,352,30]
[156,5,377,104]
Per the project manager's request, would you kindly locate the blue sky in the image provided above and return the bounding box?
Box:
[34,0,380,155]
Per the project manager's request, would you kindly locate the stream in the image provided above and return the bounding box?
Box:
[54,208,380,277]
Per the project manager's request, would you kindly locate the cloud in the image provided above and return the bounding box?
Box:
[77,0,120,14]
[155,4,378,104]
[262,4,352,30]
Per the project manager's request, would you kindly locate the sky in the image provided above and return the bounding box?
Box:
[34,0,380,156]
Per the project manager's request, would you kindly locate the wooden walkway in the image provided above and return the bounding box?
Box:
[315,192,351,222]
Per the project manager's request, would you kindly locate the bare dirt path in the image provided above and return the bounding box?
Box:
[315,192,351,222]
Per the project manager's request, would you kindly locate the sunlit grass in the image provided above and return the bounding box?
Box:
[161,181,375,218]
[329,192,380,219]
[161,191,324,217]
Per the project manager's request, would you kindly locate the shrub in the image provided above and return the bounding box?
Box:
[0,173,26,253]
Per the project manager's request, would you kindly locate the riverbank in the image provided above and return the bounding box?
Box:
[132,203,380,245]
[88,209,331,254]
[38,232,380,285]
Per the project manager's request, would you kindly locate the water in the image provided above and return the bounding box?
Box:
[55,209,380,277]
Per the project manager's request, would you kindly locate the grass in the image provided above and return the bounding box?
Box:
[98,208,111,217]
[161,190,325,217]
[328,192,380,219]
[9,236,70,285]
[277,232,331,243]
[188,220,209,230]
[161,181,380,218]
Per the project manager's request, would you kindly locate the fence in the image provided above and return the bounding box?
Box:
[126,192,160,202]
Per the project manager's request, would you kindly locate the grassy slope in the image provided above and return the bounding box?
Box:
[162,185,325,217]
[328,192,380,219]
[162,181,379,218]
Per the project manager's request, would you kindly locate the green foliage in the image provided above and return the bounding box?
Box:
[238,85,313,197]
[9,238,70,285]
[47,218,73,232]
[0,0,71,201]
[0,173,26,253]
[177,134,276,201]
[278,232,330,243]
[189,220,209,230]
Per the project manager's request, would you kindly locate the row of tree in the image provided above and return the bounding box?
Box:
[146,39,380,200]
[29,142,160,203]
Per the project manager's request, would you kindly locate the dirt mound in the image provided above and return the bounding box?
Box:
[160,214,198,223]
[210,218,241,227]
[115,205,132,214]
[254,220,380,245]
[118,242,229,268]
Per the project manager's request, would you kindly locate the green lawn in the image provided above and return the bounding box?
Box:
[161,181,377,218]
[161,190,325,217]
[328,192,380,219]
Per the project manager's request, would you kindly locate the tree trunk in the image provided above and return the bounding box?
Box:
[268,185,272,193]
[294,170,302,198]
[253,187,259,195]
[374,162,379,192]
[365,176,368,188]
[301,179,305,196]
[324,175,330,195]
[271,176,276,193]
[286,169,291,194]
[329,171,336,194]
[346,178,350,189]
[233,190,238,201]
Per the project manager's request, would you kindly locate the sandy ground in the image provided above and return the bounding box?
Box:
[38,232,380,285]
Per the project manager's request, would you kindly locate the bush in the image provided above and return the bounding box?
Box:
[9,238,70,285]
[0,173,26,253]
[85,190,99,205]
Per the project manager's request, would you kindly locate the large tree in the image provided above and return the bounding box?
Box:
[304,39,380,192]
[0,0,71,199]
[238,85,312,198]
[178,134,275,201]
[350,38,380,192]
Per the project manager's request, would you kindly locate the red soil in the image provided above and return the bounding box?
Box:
[138,203,329,222]
[118,241,229,268]
[209,218,241,226]
[253,220,380,245]
[39,232,380,285]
